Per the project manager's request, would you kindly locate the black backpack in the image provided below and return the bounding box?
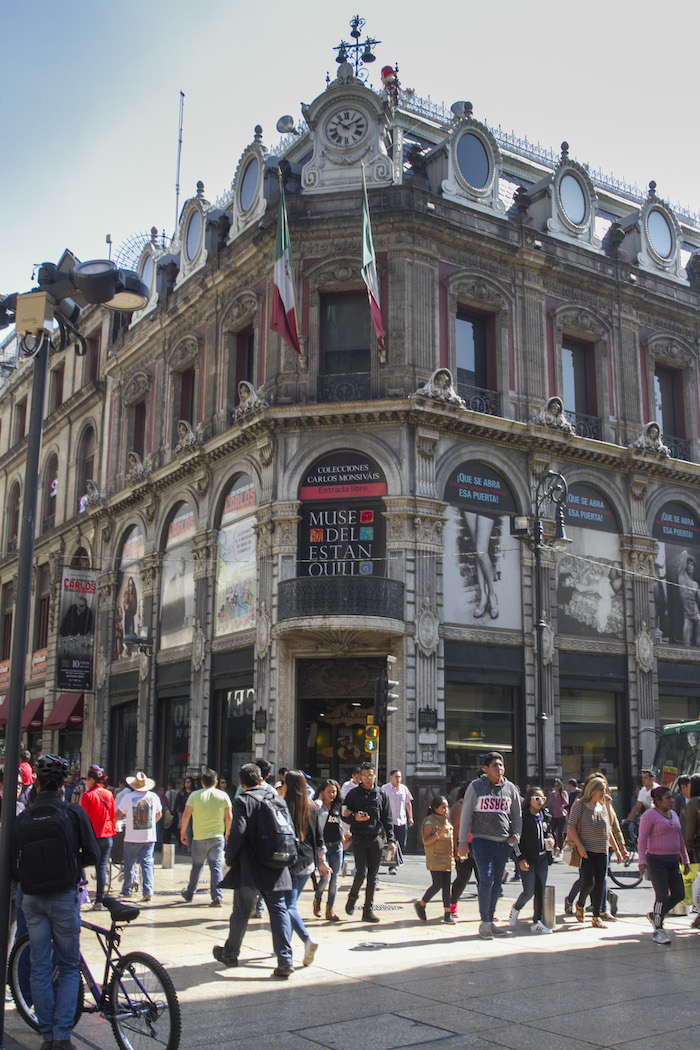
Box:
[14,800,79,894]
[252,790,298,869]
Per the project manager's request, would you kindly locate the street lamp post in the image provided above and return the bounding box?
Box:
[0,255,148,1046]
[515,470,569,787]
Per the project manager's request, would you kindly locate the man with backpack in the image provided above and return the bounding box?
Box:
[12,754,99,1050]
[213,762,295,978]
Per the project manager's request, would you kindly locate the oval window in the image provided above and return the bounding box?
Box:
[648,209,673,259]
[456,132,490,189]
[559,173,586,225]
[240,158,259,212]
[140,255,153,292]
[186,211,201,261]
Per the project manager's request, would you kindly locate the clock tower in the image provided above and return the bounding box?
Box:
[300,62,393,193]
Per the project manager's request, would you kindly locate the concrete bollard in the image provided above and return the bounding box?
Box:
[543,884,556,929]
[161,843,175,869]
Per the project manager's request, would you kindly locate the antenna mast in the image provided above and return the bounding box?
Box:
[174,91,185,233]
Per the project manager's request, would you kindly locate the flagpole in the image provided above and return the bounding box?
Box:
[277,170,306,371]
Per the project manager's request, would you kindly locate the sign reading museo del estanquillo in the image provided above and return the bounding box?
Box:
[298,453,387,577]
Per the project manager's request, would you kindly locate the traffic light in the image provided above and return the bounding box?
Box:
[364,723,379,753]
[374,655,399,728]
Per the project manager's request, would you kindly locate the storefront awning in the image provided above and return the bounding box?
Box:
[21,696,44,731]
[0,694,8,729]
[45,692,84,731]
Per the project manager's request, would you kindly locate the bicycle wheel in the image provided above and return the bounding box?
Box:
[8,935,85,1033]
[109,951,181,1050]
[609,856,643,889]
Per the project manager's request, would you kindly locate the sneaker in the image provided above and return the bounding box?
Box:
[564,900,573,916]
[181,890,193,903]
[608,891,618,916]
[413,900,427,922]
[362,910,380,923]
[652,928,671,945]
[509,906,519,929]
[91,901,106,911]
[491,922,509,936]
[209,899,223,908]
[272,964,294,978]
[303,938,318,966]
[450,903,458,919]
[647,911,656,929]
[443,912,456,924]
[478,921,494,939]
[212,945,238,967]
[691,914,700,929]
[532,920,552,934]
[388,867,397,875]
[599,912,616,923]
[345,897,357,915]
[141,895,152,902]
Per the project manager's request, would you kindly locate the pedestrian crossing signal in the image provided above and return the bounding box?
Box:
[365,725,379,752]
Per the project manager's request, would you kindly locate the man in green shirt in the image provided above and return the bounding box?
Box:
[180,769,232,907]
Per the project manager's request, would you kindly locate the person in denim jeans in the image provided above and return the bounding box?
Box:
[80,764,116,911]
[458,752,522,940]
[115,771,162,902]
[179,769,232,907]
[12,754,99,1050]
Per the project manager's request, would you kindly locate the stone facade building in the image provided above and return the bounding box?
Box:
[2,54,700,814]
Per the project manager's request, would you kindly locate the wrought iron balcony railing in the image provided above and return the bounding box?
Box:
[457,383,501,416]
[663,433,691,461]
[564,410,601,440]
[278,576,404,622]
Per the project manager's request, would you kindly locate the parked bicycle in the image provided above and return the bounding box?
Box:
[8,895,181,1050]
[608,821,643,889]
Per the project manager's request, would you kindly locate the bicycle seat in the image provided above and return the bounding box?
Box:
[102,895,140,924]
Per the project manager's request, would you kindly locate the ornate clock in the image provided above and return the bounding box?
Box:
[324,107,369,148]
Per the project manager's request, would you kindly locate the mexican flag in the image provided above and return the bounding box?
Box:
[361,167,385,350]
[270,181,302,355]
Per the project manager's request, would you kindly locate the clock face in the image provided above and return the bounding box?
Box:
[324,108,368,147]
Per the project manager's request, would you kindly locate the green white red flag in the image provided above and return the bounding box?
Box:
[361,167,385,350]
[270,181,302,355]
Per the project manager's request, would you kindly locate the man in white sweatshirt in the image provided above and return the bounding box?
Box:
[458,752,522,940]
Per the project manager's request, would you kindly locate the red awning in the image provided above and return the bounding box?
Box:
[45,692,84,731]
[21,696,44,731]
[0,695,8,729]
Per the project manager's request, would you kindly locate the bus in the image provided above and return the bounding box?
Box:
[652,720,700,787]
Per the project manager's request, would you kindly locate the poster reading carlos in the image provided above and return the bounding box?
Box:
[652,501,700,646]
[114,526,144,660]
[557,484,623,639]
[215,476,257,635]
[443,462,521,628]
[160,503,196,648]
[57,567,98,690]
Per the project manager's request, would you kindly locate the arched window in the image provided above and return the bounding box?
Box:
[78,428,95,512]
[43,455,58,533]
[7,482,20,553]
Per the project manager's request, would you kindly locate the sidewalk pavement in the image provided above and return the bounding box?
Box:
[3,853,698,1050]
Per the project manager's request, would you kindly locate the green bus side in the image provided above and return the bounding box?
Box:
[652,720,700,786]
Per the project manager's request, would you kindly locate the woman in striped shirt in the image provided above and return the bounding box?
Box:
[638,785,690,945]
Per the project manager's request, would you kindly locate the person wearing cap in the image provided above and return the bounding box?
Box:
[115,771,162,902]
[80,765,116,910]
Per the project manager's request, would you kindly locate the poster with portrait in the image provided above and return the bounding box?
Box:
[215,476,257,636]
[443,462,522,628]
[160,504,196,648]
[114,525,144,661]
[57,567,98,690]
[652,501,700,646]
[557,485,623,639]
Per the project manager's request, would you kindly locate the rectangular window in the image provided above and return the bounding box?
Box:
[445,681,519,787]
[88,335,101,382]
[654,365,684,438]
[179,367,195,424]
[235,328,255,401]
[15,400,27,443]
[320,293,371,375]
[561,339,591,415]
[132,400,146,459]
[35,565,50,651]
[456,310,489,390]
[2,582,14,660]
[52,366,65,410]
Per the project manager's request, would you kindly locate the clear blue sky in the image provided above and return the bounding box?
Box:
[1,0,697,296]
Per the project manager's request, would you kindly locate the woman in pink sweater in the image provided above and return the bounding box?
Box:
[638,786,690,945]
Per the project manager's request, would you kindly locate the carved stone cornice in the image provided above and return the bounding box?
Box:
[167,333,203,372]
[122,371,152,407]
[140,552,162,598]
[646,333,696,369]
[383,497,447,551]
[558,638,626,655]
[549,303,609,345]
[221,290,261,330]
[443,271,512,313]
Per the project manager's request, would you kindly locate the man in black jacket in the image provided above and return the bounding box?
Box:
[213,762,295,978]
[12,754,99,1050]
[342,762,395,923]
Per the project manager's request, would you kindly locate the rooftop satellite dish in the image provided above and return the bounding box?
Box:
[276,114,298,135]
[450,101,470,118]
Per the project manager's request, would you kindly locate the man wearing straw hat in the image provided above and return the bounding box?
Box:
[115,770,162,902]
